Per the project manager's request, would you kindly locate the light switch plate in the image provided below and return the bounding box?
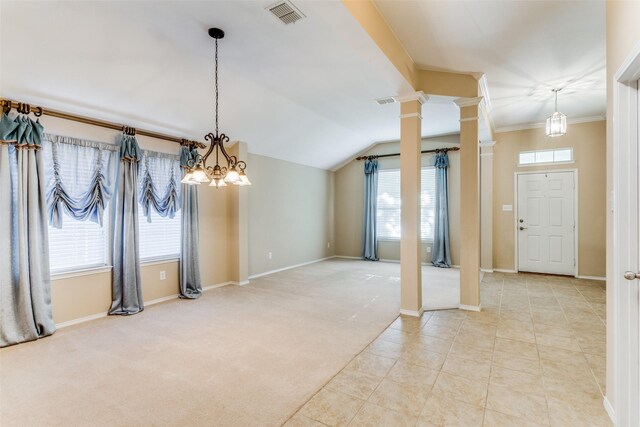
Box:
[502,205,513,211]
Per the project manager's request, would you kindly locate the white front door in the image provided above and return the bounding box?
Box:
[517,171,575,275]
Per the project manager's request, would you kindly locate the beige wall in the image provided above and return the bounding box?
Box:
[36,117,336,324]
[334,134,461,265]
[40,116,230,324]
[247,153,335,277]
[492,120,606,278]
[605,0,640,411]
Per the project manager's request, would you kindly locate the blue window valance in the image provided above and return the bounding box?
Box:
[43,134,119,229]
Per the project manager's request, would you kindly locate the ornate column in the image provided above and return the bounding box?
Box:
[398,92,427,316]
[454,96,483,311]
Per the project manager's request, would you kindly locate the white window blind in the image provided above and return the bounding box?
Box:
[420,168,436,240]
[377,169,401,240]
[376,168,436,241]
[46,138,116,273]
[48,209,110,273]
[137,153,182,262]
[138,209,181,261]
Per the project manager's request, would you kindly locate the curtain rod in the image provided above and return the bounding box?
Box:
[355,146,460,161]
[0,99,206,149]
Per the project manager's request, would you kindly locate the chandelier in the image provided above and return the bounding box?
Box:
[545,88,567,137]
[182,28,251,188]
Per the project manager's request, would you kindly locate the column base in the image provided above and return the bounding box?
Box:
[399,307,424,317]
[459,304,482,312]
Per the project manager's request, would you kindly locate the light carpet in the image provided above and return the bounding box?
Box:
[0,259,402,427]
[0,259,464,426]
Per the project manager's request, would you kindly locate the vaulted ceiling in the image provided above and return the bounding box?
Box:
[374,0,606,131]
[0,1,606,169]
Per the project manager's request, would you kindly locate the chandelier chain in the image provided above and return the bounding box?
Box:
[215,38,219,137]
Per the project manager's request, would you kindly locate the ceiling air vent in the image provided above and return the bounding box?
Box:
[376,97,396,106]
[267,1,305,25]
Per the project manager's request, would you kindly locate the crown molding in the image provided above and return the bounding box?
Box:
[454,96,484,108]
[494,115,606,133]
[394,91,428,104]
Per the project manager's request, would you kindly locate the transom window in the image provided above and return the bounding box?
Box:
[518,148,573,166]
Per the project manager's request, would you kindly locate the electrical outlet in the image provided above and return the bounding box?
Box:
[159,271,166,280]
[268,252,272,260]
[426,246,431,253]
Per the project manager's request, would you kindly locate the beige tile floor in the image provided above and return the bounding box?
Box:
[285,272,611,427]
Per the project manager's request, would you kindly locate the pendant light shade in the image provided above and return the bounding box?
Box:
[545,89,567,137]
[239,171,252,186]
[190,166,211,183]
[180,171,195,184]
[224,167,240,183]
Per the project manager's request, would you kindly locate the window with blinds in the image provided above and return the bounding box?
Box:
[48,209,110,273]
[376,167,437,241]
[46,139,114,274]
[138,208,181,261]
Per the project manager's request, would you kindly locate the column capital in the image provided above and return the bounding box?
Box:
[395,91,428,105]
[479,141,496,148]
[454,96,484,108]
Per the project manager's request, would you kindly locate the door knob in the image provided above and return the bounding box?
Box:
[519,226,527,231]
[624,271,640,280]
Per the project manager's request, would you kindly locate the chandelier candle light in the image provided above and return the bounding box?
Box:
[545,88,567,137]
[181,28,251,188]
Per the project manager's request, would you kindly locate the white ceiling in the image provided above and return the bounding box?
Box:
[1,1,605,170]
[0,0,464,170]
[374,0,606,131]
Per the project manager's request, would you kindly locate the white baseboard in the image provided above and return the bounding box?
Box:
[399,307,424,317]
[230,280,251,286]
[494,268,517,274]
[603,396,615,424]
[56,281,234,329]
[248,256,335,280]
[481,268,494,273]
[333,255,362,260]
[577,275,606,281]
[459,304,482,312]
[55,312,108,329]
[146,294,179,307]
[202,281,234,291]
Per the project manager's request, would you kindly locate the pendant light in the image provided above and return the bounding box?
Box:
[545,88,567,137]
[182,28,251,188]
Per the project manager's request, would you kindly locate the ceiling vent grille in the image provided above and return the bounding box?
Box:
[267,1,305,25]
[376,97,396,105]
